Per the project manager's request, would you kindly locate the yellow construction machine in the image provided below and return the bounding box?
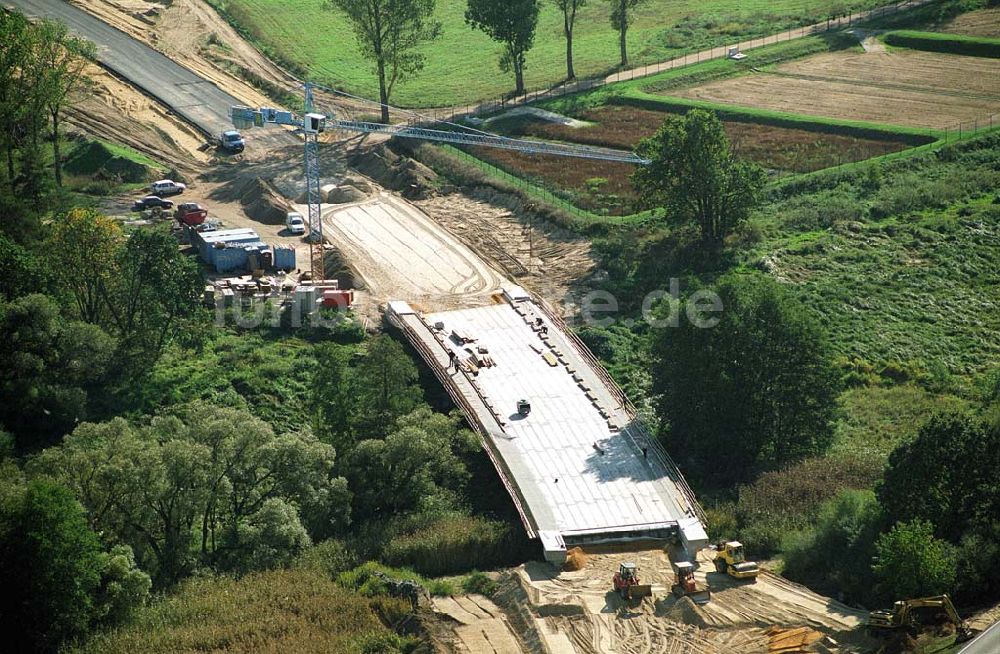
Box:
[868,594,976,643]
[671,561,711,604]
[713,541,759,580]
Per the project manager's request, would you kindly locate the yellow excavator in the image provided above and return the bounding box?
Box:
[868,595,976,643]
[713,541,759,580]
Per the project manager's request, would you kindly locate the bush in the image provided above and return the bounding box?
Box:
[461,571,497,596]
[336,562,426,598]
[427,579,456,596]
[874,519,957,602]
[734,455,881,555]
[297,539,358,578]
[380,514,524,577]
[781,490,882,603]
[883,30,1000,59]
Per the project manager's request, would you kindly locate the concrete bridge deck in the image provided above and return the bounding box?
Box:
[387,287,707,562]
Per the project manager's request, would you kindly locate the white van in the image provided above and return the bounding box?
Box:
[286,211,306,235]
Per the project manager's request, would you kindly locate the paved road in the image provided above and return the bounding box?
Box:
[959,620,1000,654]
[6,0,240,137]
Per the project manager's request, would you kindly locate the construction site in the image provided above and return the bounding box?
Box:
[7,1,998,653]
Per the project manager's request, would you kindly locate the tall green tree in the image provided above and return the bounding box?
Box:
[554,0,587,79]
[465,0,540,95]
[312,342,356,453]
[633,109,766,249]
[32,19,95,188]
[0,10,32,187]
[47,208,125,325]
[873,519,957,601]
[652,275,839,484]
[606,0,649,66]
[354,334,421,437]
[0,294,115,451]
[105,228,203,366]
[325,0,441,124]
[0,479,104,652]
[878,411,1000,548]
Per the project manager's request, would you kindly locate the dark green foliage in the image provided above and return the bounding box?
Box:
[0,479,104,652]
[873,519,957,601]
[877,411,1000,542]
[0,294,115,451]
[782,490,881,602]
[354,334,423,437]
[465,0,540,94]
[381,514,527,576]
[732,455,881,554]
[0,232,50,300]
[107,228,205,369]
[633,109,766,249]
[33,403,348,585]
[652,275,840,484]
[462,571,497,596]
[342,408,478,519]
[883,30,1000,58]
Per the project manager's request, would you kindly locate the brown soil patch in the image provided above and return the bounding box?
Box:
[939,8,1000,38]
[69,62,210,173]
[674,49,1000,130]
[414,190,597,305]
[473,104,908,214]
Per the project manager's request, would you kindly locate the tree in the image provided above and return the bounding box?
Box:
[105,228,203,366]
[0,294,115,450]
[342,407,477,518]
[31,20,95,188]
[877,411,1000,541]
[47,208,124,325]
[0,479,104,652]
[354,334,421,437]
[465,0,540,95]
[0,232,49,299]
[312,343,356,453]
[326,0,441,124]
[652,275,840,484]
[633,109,766,249]
[554,0,587,79]
[0,10,32,187]
[782,490,881,603]
[606,0,649,66]
[33,404,349,585]
[873,520,957,601]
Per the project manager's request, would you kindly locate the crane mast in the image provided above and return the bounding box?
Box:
[230,83,648,282]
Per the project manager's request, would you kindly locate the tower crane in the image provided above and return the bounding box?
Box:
[229,83,649,282]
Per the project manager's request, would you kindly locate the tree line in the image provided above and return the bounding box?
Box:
[327,0,652,120]
[0,10,95,192]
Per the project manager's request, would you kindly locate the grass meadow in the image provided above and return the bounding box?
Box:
[206,0,894,107]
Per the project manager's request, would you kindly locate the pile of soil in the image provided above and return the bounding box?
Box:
[349,143,438,200]
[665,596,710,629]
[564,547,587,572]
[239,178,289,225]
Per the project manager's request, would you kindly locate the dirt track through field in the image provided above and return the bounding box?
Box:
[317,194,508,308]
[674,49,1000,129]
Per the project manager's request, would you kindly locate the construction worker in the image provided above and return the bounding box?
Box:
[448,350,457,372]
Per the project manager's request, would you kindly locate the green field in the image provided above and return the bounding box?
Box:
[207,0,894,107]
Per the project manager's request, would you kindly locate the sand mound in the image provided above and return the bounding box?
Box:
[349,144,438,200]
[664,596,710,629]
[240,178,290,225]
[564,547,587,572]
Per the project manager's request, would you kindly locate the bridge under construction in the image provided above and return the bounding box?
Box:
[387,286,707,563]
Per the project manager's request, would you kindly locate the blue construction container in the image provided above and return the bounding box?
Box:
[273,246,296,271]
[193,228,261,264]
[208,240,269,272]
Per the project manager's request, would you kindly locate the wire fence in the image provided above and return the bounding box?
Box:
[431,0,938,124]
